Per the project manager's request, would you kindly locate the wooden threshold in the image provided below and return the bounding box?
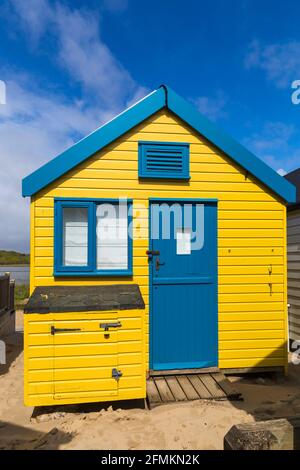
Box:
[221,366,284,375]
[147,369,242,409]
[149,367,219,377]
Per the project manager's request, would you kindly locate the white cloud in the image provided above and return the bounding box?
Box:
[54,3,143,109]
[7,0,53,44]
[193,91,228,121]
[244,121,295,153]
[243,121,300,175]
[10,0,146,110]
[0,78,108,252]
[0,80,6,104]
[245,39,300,88]
[0,0,148,251]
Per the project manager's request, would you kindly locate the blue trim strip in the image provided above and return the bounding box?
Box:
[152,276,213,285]
[152,361,216,370]
[54,197,133,204]
[22,89,165,197]
[54,198,133,277]
[149,197,218,203]
[22,85,296,203]
[53,271,133,278]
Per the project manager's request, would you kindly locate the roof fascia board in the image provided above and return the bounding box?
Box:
[166,86,296,203]
[22,83,296,203]
[22,88,165,197]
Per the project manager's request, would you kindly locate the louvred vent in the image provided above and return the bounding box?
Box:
[138,142,190,179]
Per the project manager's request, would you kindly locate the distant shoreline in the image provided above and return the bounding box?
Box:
[0,264,30,267]
[0,250,30,265]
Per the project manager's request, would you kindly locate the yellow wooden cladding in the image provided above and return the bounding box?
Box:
[24,310,146,406]
[27,108,288,406]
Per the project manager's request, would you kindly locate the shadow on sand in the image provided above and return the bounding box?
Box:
[0,420,74,450]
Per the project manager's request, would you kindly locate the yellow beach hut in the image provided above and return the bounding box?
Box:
[22,85,296,407]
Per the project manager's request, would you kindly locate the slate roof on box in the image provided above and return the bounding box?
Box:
[24,285,145,313]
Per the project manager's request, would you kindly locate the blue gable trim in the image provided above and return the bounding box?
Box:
[22,84,296,203]
[166,86,296,203]
[22,88,165,197]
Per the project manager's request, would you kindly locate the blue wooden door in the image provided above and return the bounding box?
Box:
[150,200,218,370]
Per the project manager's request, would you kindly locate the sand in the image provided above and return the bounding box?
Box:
[1,316,300,450]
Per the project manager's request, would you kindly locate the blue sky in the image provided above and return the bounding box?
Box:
[1,0,300,251]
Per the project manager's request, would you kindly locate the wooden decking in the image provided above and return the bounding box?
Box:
[147,370,242,408]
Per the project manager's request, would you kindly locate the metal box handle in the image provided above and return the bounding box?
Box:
[99,321,122,331]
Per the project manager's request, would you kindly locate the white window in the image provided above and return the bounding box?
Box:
[96,202,128,270]
[62,207,88,266]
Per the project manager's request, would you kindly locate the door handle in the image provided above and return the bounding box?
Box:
[51,326,81,335]
[155,258,165,271]
[146,250,160,261]
[100,321,122,331]
[146,250,160,256]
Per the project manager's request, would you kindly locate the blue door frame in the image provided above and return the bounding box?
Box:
[149,198,218,371]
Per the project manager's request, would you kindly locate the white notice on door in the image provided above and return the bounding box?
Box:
[176,228,191,255]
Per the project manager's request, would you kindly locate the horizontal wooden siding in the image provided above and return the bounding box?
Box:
[24,310,146,406]
[31,110,288,370]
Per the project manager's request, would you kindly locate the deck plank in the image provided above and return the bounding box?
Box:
[146,370,243,408]
[198,374,226,398]
[188,375,212,399]
[176,375,199,400]
[165,376,187,401]
[150,367,219,376]
[211,372,241,399]
[154,377,174,402]
[146,379,161,403]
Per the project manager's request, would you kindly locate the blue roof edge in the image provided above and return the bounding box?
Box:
[22,83,296,203]
[165,86,296,203]
[22,87,166,197]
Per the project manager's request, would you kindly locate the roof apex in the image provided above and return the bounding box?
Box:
[22,85,296,203]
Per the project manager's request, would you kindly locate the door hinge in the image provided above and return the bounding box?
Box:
[112,368,122,381]
[51,326,81,335]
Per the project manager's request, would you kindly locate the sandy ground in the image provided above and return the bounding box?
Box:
[1,311,300,450]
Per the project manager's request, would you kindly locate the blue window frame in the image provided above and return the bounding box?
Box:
[138,141,190,180]
[54,198,133,277]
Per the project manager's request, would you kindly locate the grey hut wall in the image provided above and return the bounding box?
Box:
[287,207,300,344]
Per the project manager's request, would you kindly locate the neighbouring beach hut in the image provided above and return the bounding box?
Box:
[22,85,296,407]
[284,169,300,349]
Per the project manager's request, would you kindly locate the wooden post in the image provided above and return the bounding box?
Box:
[224,418,300,450]
[0,273,10,310]
[9,280,15,312]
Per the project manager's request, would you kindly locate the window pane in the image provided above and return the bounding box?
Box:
[96,203,128,270]
[63,207,88,266]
